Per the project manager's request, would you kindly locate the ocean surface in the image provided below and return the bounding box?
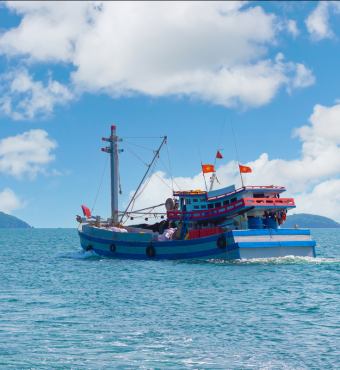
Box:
[1,228,340,369]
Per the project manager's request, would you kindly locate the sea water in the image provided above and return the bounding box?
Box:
[1,228,340,369]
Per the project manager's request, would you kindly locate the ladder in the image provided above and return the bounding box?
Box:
[179,212,191,240]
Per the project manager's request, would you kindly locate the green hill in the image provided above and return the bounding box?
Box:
[284,213,340,228]
[0,211,33,228]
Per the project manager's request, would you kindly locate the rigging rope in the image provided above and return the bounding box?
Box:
[123,140,154,151]
[121,136,165,139]
[120,142,149,166]
[158,155,181,191]
[91,154,109,213]
[166,141,175,191]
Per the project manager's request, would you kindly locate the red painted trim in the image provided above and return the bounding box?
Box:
[167,197,295,221]
[173,186,286,202]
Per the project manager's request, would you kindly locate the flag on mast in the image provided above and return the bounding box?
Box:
[216,150,223,159]
[239,164,252,173]
[202,165,215,174]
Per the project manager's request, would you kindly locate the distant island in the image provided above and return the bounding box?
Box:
[284,213,340,229]
[0,211,33,229]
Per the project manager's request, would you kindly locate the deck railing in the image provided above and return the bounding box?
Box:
[173,185,286,202]
[167,197,295,220]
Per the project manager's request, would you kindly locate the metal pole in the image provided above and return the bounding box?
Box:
[111,125,119,222]
[120,136,167,223]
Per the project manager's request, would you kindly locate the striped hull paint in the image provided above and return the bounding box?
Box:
[78,226,316,261]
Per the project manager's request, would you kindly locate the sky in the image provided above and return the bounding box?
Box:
[1,1,340,227]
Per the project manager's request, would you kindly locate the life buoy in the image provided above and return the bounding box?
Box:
[110,244,116,252]
[146,245,155,258]
[217,234,227,249]
[86,245,93,251]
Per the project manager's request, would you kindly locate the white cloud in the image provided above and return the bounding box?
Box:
[286,19,299,38]
[0,68,73,120]
[0,129,57,179]
[305,1,340,41]
[123,102,340,222]
[292,179,340,220]
[0,188,25,214]
[292,63,315,88]
[0,2,314,111]
[52,169,62,176]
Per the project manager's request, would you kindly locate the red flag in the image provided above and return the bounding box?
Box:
[216,150,223,159]
[239,164,252,173]
[202,164,215,174]
[81,205,92,218]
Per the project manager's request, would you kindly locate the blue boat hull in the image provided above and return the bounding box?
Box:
[78,226,316,260]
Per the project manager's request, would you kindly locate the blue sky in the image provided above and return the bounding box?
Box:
[0,1,340,227]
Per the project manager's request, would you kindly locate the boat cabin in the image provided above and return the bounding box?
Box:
[167,185,295,231]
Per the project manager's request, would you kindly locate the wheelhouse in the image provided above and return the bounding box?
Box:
[167,185,294,231]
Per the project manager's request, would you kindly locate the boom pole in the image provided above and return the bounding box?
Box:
[120,136,167,223]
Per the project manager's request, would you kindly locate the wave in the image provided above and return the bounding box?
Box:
[58,249,102,260]
[207,255,340,265]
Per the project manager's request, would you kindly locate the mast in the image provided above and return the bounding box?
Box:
[102,125,123,223]
[209,173,216,191]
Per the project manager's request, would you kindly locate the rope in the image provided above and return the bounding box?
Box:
[117,152,122,195]
[120,142,148,166]
[166,141,175,191]
[123,140,154,151]
[159,156,181,191]
[121,136,165,139]
[91,154,109,213]
[153,171,174,191]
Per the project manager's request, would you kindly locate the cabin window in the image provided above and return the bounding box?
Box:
[193,199,198,202]
[200,198,205,202]
[223,200,229,205]
[254,194,265,198]
[207,203,214,209]
[201,205,207,209]
[215,202,221,208]
[202,212,208,216]
[186,198,191,205]
[230,197,237,203]
[194,206,199,209]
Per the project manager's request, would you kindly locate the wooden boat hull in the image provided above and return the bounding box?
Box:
[78,226,316,260]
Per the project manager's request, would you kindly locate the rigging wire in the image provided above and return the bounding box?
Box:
[158,156,181,191]
[153,171,173,191]
[120,142,148,166]
[213,118,225,168]
[230,116,244,186]
[121,136,165,139]
[117,151,122,195]
[123,140,154,151]
[166,141,174,191]
[91,153,109,213]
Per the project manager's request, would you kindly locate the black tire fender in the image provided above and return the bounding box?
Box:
[86,245,93,252]
[146,245,156,258]
[217,234,227,249]
[110,244,116,253]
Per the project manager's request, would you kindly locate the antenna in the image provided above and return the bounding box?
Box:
[230,116,244,187]
[197,143,208,191]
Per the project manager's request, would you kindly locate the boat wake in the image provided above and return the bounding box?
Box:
[58,249,102,260]
[207,255,340,265]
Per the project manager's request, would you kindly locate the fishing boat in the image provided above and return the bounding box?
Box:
[77,126,316,260]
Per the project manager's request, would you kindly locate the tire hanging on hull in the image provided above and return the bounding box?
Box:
[146,245,155,258]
